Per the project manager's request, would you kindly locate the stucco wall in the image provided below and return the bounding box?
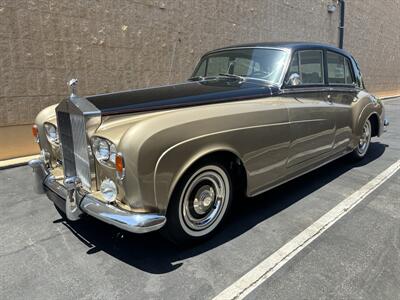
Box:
[0,0,399,128]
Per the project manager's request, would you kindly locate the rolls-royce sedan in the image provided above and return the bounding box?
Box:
[29,42,388,245]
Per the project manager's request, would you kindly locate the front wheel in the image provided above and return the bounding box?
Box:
[161,162,233,245]
[350,119,372,160]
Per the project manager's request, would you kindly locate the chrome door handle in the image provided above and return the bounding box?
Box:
[327,94,333,104]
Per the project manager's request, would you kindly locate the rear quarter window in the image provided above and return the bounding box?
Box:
[327,51,355,85]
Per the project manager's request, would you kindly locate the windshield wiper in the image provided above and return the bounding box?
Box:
[218,73,245,82]
[188,76,207,81]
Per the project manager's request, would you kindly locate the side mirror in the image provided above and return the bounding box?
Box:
[286,73,302,86]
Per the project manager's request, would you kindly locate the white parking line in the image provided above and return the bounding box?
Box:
[214,159,400,300]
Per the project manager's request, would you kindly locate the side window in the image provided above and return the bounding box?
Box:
[327,51,355,85]
[344,58,354,84]
[195,60,206,77]
[286,50,323,86]
[299,50,324,84]
[327,52,345,84]
[287,52,299,77]
[351,56,364,88]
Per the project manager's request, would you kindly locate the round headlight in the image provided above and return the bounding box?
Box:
[92,137,117,167]
[44,123,59,144]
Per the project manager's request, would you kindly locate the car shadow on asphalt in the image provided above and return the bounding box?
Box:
[58,142,388,274]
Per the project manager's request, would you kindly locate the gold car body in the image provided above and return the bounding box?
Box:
[30,42,387,233]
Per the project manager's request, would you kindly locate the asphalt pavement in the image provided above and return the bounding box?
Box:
[1,98,399,300]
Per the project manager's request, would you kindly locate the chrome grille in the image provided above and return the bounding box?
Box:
[70,113,92,189]
[56,97,100,191]
[57,111,76,178]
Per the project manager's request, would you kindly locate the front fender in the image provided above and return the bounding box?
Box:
[154,140,242,212]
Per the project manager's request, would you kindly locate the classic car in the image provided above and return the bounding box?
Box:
[30,42,389,245]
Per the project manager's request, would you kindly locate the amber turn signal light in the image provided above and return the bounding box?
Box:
[32,124,39,143]
[115,152,125,180]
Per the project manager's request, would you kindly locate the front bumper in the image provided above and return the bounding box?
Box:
[28,159,166,234]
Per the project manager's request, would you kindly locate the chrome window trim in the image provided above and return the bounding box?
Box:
[281,85,360,95]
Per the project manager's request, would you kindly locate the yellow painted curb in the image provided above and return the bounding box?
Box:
[381,95,400,100]
[0,155,40,169]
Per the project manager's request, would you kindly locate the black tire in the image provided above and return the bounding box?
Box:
[161,161,234,246]
[350,119,372,161]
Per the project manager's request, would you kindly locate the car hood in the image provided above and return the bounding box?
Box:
[86,79,275,116]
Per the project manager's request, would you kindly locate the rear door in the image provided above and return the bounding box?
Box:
[284,49,336,168]
[325,51,358,152]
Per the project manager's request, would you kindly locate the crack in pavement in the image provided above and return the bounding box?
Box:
[0,229,68,259]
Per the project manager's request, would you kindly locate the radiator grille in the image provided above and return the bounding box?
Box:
[70,113,91,189]
[57,111,76,178]
[57,110,92,190]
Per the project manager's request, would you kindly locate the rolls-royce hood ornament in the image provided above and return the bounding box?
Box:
[68,78,78,98]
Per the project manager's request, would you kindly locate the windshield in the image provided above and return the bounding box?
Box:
[192,48,289,85]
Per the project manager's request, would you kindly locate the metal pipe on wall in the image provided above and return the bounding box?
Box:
[338,0,345,49]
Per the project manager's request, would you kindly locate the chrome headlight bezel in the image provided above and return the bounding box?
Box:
[91,136,117,168]
[44,122,59,145]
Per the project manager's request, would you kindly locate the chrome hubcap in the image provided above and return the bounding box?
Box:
[180,166,229,234]
[193,184,216,215]
[358,121,371,154]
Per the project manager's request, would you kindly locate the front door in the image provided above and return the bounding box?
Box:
[284,50,336,168]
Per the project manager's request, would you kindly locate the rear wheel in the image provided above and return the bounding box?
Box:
[161,162,233,245]
[351,119,372,160]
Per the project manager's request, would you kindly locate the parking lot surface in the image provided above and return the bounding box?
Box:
[1,98,399,300]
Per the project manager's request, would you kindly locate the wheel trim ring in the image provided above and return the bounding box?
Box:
[357,120,371,155]
[178,165,230,237]
[183,171,225,230]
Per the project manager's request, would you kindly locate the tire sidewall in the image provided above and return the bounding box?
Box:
[163,162,233,244]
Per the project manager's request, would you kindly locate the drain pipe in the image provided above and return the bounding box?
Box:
[338,0,345,49]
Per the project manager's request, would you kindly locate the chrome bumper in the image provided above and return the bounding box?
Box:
[28,159,166,234]
[384,119,389,132]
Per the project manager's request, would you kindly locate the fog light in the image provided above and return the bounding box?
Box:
[100,178,117,203]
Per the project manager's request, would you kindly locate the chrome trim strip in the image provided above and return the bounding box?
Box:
[154,121,290,206]
[281,86,361,95]
[205,46,292,55]
[250,148,352,197]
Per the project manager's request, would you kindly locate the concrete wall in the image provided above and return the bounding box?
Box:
[0,0,399,132]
